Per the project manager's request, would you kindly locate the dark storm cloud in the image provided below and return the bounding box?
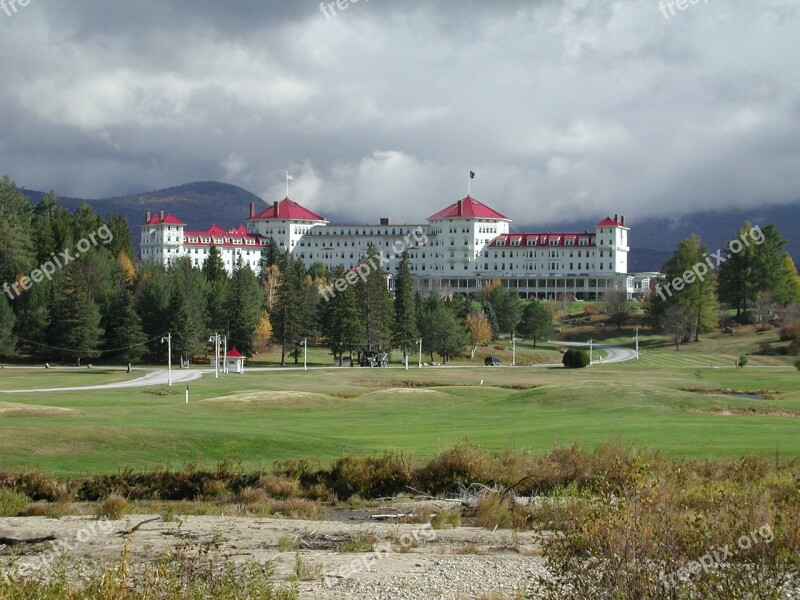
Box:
[0,0,798,225]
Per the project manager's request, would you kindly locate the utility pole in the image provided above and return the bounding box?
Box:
[634,328,639,359]
[301,338,308,371]
[161,333,172,386]
[511,334,516,366]
[418,338,423,369]
[588,338,593,366]
[223,336,228,374]
[209,333,220,378]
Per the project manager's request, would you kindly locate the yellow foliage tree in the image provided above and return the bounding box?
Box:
[254,312,273,352]
[118,252,137,284]
[465,311,493,359]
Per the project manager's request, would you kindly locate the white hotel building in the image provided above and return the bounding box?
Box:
[141,196,651,299]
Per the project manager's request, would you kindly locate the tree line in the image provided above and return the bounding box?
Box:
[0,176,554,366]
[648,223,800,350]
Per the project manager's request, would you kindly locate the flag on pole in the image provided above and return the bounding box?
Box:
[469,171,476,179]
[286,172,294,182]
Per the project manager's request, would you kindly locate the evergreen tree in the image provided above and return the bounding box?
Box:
[419,305,468,364]
[135,263,173,362]
[104,287,147,364]
[0,295,15,357]
[106,214,136,260]
[485,284,522,334]
[72,203,104,243]
[12,276,53,358]
[227,257,263,356]
[482,301,501,341]
[0,176,36,290]
[658,235,718,342]
[322,266,365,365]
[202,246,228,283]
[167,284,204,366]
[48,264,103,365]
[518,301,553,348]
[717,223,757,316]
[271,253,313,366]
[355,246,394,351]
[264,238,280,271]
[392,251,418,359]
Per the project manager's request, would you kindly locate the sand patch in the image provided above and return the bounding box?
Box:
[0,402,76,418]
[200,391,332,404]
[361,387,450,398]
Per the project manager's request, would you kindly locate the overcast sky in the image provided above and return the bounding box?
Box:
[1,0,798,226]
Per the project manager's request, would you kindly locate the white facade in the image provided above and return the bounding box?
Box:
[141,198,642,299]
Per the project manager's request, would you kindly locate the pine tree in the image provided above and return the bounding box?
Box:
[484,284,522,334]
[322,267,365,365]
[104,287,147,364]
[167,284,204,366]
[135,263,172,362]
[0,295,16,357]
[717,223,757,316]
[271,253,313,366]
[518,301,553,349]
[228,257,263,356]
[48,264,103,365]
[355,247,394,351]
[659,235,718,342]
[202,246,228,283]
[392,251,418,359]
[482,301,501,341]
[419,305,467,364]
[0,176,36,289]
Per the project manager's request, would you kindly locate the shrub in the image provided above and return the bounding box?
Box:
[431,509,462,529]
[795,355,800,371]
[562,349,590,368]
[737,355,748,368]
[237,487,268,507]
[327,452,414,499]
[419,443,496,494]
[257,474,302,499]
[98,494,129,520]
[0,489,30,516]
[475,493,513,529]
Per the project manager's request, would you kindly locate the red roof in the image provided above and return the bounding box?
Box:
[596,216,627,228]
[183,225,265,249]
[226,348,244,358]
[427,196,509,221]
[145,213,186,225]
[249,198,326,221]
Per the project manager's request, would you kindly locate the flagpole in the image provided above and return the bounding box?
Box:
[286,171,290,198]
[468,171,471,197]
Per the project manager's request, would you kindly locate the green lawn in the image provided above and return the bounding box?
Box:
[0,368,140,391]
[1,360,799,477]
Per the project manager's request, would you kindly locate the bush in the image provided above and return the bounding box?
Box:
[431,509,462,529]
[0,489,30,516]
[795,355,800,371]
[562,349,590,369]
[98,494,129,520]
[738,355,748,368]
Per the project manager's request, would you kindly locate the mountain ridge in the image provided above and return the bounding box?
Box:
[20,182,799,273]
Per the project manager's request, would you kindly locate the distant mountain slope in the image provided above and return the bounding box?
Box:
[20,182,799,272]
[520,204,800,273]
[23,181,263,233]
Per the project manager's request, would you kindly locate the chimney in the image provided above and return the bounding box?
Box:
[249,202,255,219]
[614,214,618,223]
[146,210,151,223]
[160,210,165,221]
[457,200,463,216]
[621,215,625,226]
[273,201,279,217]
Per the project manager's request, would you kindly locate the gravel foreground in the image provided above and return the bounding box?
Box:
[0,514,548,599]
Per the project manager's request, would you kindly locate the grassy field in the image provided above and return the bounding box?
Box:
[1,342,798,476]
